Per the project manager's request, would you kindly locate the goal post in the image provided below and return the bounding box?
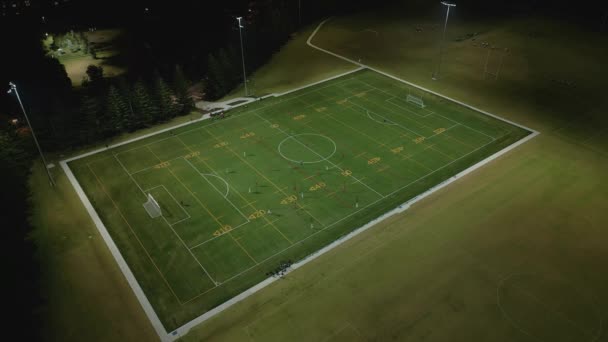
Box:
[143,193,162,218]
[406,94,425,108]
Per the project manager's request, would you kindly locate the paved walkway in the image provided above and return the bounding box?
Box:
[195,97,256,111]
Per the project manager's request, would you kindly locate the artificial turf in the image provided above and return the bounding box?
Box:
[68,68,530,330]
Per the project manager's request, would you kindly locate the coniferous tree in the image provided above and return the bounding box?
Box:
[78,95,100,143]
[131,80,154,128]
[173,65,193,114]
[153,74,178,120]
[218,47,238,86]
[207,53,229,98]
[106,85,129,133]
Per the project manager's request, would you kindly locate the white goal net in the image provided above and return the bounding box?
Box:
[406,94,425,108]
[143,193,162,218]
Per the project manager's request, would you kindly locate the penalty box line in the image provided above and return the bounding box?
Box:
[85,162,185,305]
[357,79,496,142]
[114,153,220,287]
[181,127,500,305]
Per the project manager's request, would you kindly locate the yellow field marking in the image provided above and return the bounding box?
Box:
[146,147,226,229]
[377,165,391,173]
[304,174,316,181]
[262,218,280,228]
[309,182,327,191]
[367,157,381,165]
[337,99,347,105]
[273,186,289,194]
[391,146,404,154]
[414,136,425,144]
[184,151,201,160]
[182,132,301,244]
[323,113,388,147]
[325,191,337,198]
[400,154,433,172]
[149,145,258,265]
[270,123,279,129]
[240,132,256,139]
[293,114,306,121]
[280,195,298,205]
[429,145,456,161]
[213,141,229,148]
[240,200,257,209]
[341,169,352,177]
[434,127,446,135]
[354,151,367,159]
[213,225,233,237]
[153,161,171,169]
[355,91,367,98]
[230,234,257,264]
[87,165,183,304]
[315,107,327,112]
[248,209,266,220]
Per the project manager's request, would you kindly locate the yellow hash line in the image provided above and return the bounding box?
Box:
[203,127,323,234]
[262,218,280,228]
[323,112,388,147]
[176,135,295,245]
[429,145,456,162]
[87,164,183,304]
[229,233,258,264]
[240,200,257,209]
[273,186,289,194]
[401,154,433,172]
[153,148,258,264]
[146,147,225,228]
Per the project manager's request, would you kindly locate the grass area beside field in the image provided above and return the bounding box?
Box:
[180,9,608,342]
[68,68,529,330]
[29,6,608,342]
[30,20,358,341]
[223,24,357,99]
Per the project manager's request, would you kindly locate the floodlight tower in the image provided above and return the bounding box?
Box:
[7,82,55,186]
[432,1,456,81]
[236,17,249,96]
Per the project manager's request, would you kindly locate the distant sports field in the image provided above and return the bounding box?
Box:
[67,69,531,331]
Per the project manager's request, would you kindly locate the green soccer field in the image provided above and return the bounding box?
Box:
[67,68,531,331]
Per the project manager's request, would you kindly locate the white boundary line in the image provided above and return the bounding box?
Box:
[60,18,540,342]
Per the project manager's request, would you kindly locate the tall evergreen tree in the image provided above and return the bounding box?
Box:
[207,53,229,98]
[106,85,129,133]
[153,74,178,120]
[78,95,100,144]
[173,64,193,114]
[131,80,154,128]
[218,47,238,85]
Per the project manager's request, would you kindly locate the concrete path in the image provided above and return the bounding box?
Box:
[195,97,256,111]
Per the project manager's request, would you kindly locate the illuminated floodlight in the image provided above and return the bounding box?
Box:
[7,82,55,186]
[432,1,457,80]
[236,17,248,96]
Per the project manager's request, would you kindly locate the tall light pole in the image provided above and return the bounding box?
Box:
[432,1,456,81]
[236,17,248,97]
[8,82,55,186]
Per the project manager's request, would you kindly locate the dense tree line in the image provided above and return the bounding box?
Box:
[72,65,194,145]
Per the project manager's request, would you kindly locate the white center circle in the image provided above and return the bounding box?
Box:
[278,134,337,164]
